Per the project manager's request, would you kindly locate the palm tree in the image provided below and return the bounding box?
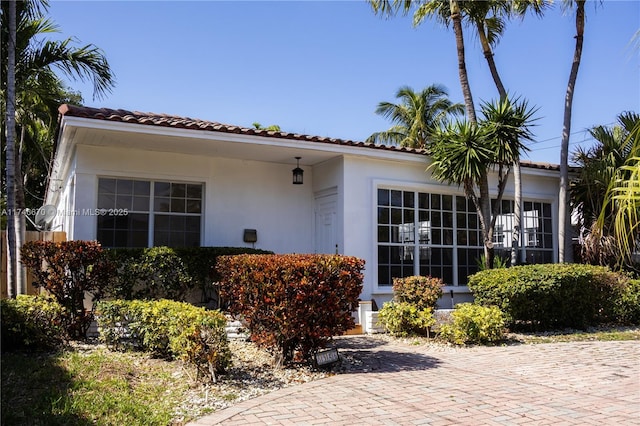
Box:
[366,84,463,148]
[429,97,536,268]
[462,0,548,266]
[4,0,18,297]
[1,0,115,294]
[369,0,477,123]
[558,0,586,263]
[576,113,639,268]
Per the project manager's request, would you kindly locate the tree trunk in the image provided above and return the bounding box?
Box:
[559,0,585,263]
[450,0,476,124]
[5,0,18,297]
[474,174,493,270]
[476,19,523,266]
[16,127,27,294]
[477,21,507,98]
[512,161,523,265]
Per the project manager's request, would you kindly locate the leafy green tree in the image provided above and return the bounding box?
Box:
[252,122,281,132]
[429,97,536,268]
[581,114,640,269]
[1,0,115,294]
[366,84,463,148]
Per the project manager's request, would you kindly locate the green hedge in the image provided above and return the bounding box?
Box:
[96,299,231,382]
[615,279,640,324]
[105,246,273,304]
[468,263,627,330]
[1,295,68,351]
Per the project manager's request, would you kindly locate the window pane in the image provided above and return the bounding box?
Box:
[134,180,150,196]
[378,226,390,243]
[98,194,115,209]
[378,189,389,206]
[155,215,171,230]
[133,196,150,211]
[186,199,201,214]
[442,195,452,211]
[378,207,389,224]
[187,184,202,199]
[443,212,453,228]
[154,197,170,212]
[185,217,200,233]
[418,193,429,209]
[117,179,133,195]
[431,194,440,210]
[99,178,116,194]
[404,209,414,224]
[170,198,186,213]
[457,230,467,245]
[171,183,186,198]
[432,212,441,227]
[403,191,414,208]
[378,246,390,263]
[390,208,403,225]
[116,194,132,210]
[184,232,200,247]
[155,182,171,197]
[378,265,390,286]
[390,190,402,207]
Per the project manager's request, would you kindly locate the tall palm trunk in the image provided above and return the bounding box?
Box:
[15,126,27,294]
[476,20,523,266]
[559,0,585,263]
[450,0,476,124]
[5,0,18,297]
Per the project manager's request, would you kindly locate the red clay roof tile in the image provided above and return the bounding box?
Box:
[58,104,561,171]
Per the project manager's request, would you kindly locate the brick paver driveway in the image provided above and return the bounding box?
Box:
[188,337,640,425]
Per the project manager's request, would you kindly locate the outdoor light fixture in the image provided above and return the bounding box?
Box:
[292,157,304,185]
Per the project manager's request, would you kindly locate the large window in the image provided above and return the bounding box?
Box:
[97,178,202,248]
[377,188,553,287]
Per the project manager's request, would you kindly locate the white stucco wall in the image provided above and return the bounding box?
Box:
[51,139,561,312]
[63,145,315,254]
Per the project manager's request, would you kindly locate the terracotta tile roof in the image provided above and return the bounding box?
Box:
[58,104,561,171]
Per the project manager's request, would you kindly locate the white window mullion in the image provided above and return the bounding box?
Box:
[148,181,155,247]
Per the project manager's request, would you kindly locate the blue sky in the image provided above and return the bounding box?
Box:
[47,0,639,164]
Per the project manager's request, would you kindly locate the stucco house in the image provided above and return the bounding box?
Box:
[45,104,561,317]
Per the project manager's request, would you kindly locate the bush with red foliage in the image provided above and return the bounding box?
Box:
[217,254,364,365]
[21,240,115,339]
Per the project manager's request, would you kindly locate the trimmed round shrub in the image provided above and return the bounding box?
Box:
[217,254,364,365]
[392,275,444,311]
[468,263,626,330]
[378,301,435,337]
[439,303,505,345]
[1,295,68,351]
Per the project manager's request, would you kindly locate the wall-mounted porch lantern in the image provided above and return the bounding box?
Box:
[292,157,304,185]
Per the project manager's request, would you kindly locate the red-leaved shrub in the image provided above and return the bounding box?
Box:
[21,240,115,339]
[217,254,364,365]
[392,275,444,311]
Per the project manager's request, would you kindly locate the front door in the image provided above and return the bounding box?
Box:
[314,192,338,254]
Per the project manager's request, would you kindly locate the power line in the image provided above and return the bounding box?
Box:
[528,122,616,146]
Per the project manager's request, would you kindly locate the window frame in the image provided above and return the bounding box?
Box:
[373,180,555,292]
[96,176,204,248]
